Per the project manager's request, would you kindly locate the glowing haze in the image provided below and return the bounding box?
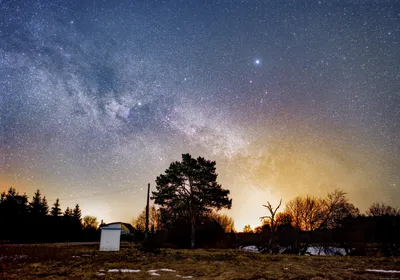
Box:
[1,1,399,231]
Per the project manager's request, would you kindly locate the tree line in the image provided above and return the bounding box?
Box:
[242,190,400,256]
[132,153,399,255]
[0,188,100,243]
[2,153,399,256]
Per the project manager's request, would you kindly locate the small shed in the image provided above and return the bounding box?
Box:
[99,222,134,251]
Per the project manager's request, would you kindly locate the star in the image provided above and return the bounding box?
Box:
[1,0,399,229]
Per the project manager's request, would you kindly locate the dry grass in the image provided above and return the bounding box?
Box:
[1,243,399,279]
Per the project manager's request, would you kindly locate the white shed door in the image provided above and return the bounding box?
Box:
[100,225,121,251]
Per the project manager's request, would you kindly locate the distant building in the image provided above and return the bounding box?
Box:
[99,222,134,251]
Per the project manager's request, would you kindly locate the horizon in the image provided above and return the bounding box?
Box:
[1,183,395,232]
[1,1,399,232]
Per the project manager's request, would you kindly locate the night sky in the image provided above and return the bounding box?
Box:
[1,0,399,230]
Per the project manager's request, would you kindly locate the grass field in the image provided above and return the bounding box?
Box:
[1,243,399,279]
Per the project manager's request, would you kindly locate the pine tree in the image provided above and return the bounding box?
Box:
[41,196,49,215]
[152,153,232,248]
[30,189,42,215]
[0,188,29,241]
[51,198,62,217]
[1,187,29,215]
[73,204,82,222]
[29,190,48,216]
[71,204,83,241]
[64,207,73,218]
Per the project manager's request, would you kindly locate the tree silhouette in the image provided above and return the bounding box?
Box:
[285,190,359,232]
[152,153,232,248]
[83,215,99,229]
[71,204,83,240]
[275,212,293,228]
[64,207,73,218]
[51,198,62,217]
[28,189,49,241]
[29,189,49,216]
[261,199,282,232]
[243,225,253,233]
[73,204,82,222]
[0,188,29,241]
[42,197,49,215]
[260,199,282,253]
[286,195,324,231]
[206,212,236,233]
[133,205,161,232]
[367,202,399,217]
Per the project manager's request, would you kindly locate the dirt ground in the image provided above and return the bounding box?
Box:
[1,243,399,279]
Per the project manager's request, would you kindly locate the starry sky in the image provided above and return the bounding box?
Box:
[1,0,399,230]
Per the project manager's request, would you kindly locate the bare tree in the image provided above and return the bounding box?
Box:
[366,202,399,217]
[260,199,282,233]
[275,212,293,228]
[283,190,360,254]
[83,215,99,229]
[260,199,282,253]
[206,212,236,233]
[285,190,358,231]
[286,196,324,231]
[319,189,360,229]
[133,205,161,232]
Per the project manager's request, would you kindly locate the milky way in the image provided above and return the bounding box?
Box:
[1,0,399,229]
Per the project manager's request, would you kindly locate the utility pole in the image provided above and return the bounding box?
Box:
[145,183,150,241]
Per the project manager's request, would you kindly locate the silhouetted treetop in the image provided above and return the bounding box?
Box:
[152,153,232,248]
[30,189,48,216]
[73,204,82,221]
[51,198,62,217]
[367,202,399,216]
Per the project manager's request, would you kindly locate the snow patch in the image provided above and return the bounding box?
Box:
[366,269,400,273]
[279,246,290,253]
[0,254,30,261]
[107,269,140,273]
[305,246,346,256]
[160,268,176,272]
[120,269,140,273]
[148,268,177,276]
[240,245,259,253]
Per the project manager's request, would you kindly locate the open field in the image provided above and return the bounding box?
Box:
[1,244,399,279]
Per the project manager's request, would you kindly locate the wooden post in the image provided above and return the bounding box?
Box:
[145,183,150,241]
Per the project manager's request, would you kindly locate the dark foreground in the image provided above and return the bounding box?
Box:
[1,243,399,279]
